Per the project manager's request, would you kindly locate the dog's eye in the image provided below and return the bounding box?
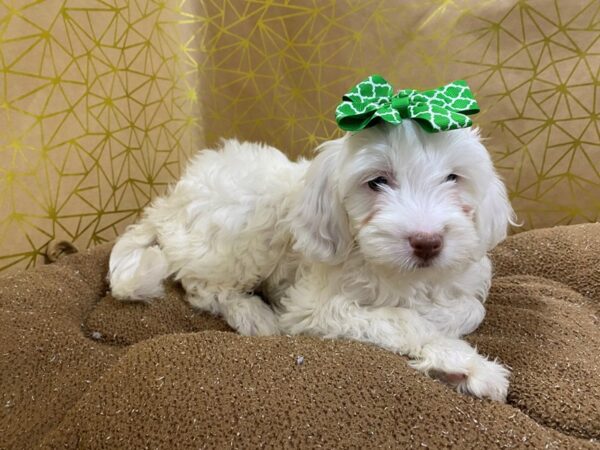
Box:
[445,173,459,183]
[367,176,389,191]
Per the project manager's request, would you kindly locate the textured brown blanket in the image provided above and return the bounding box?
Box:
[1,225,599,449]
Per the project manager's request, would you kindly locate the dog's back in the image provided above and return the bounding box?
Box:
[109,140,307,303]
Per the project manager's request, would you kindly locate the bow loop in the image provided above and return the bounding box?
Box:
[342,74,394,103]
[335,76,480,133]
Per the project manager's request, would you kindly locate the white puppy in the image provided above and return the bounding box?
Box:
[109,121,514,401]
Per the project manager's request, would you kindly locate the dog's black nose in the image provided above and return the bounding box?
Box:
[409,233,443,260]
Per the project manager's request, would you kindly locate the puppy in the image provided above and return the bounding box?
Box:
[109,121,514,401]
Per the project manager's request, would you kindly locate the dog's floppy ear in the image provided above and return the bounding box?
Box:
[476,170,516,251]
[291,138,352,264]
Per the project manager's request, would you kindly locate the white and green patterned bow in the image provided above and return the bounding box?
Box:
[335,75,480,133]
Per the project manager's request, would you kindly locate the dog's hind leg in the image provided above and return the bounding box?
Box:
[109,221,169,300]
[217,291,280,336]
[182,279,220,315]
[183,280,279,336]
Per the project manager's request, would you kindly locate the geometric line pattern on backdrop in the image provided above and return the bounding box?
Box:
[197,0,599,231]
[197,0,470,155]
[0,0,202,272]
[1,0,599,274]
[454,0,600,228]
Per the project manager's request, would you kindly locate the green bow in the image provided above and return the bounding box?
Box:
[335,75,480,133]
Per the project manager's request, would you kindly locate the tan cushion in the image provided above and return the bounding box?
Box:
[1,224,599,448]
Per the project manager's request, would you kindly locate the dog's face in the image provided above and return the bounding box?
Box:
[292,121,514,274]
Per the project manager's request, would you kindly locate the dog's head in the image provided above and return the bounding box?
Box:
[291,121,514,273]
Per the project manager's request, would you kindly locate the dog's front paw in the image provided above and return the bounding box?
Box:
[410,338,510,402]
[450,357,509,402]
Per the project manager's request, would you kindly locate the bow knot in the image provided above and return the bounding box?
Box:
[335,75,480,133]
[391,92,411,118]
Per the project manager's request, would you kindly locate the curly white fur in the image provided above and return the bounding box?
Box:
[109,121,515,401]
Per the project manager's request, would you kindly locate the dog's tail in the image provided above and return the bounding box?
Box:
[108,220,169,300]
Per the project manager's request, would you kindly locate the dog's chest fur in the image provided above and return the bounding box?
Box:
[257,240,489,338]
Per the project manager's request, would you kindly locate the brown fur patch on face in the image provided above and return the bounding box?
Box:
[449,190,475,221]
[462,204,475,221]
[360,208,378,229]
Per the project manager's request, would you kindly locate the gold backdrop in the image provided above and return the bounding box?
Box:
[1,0,599,272]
